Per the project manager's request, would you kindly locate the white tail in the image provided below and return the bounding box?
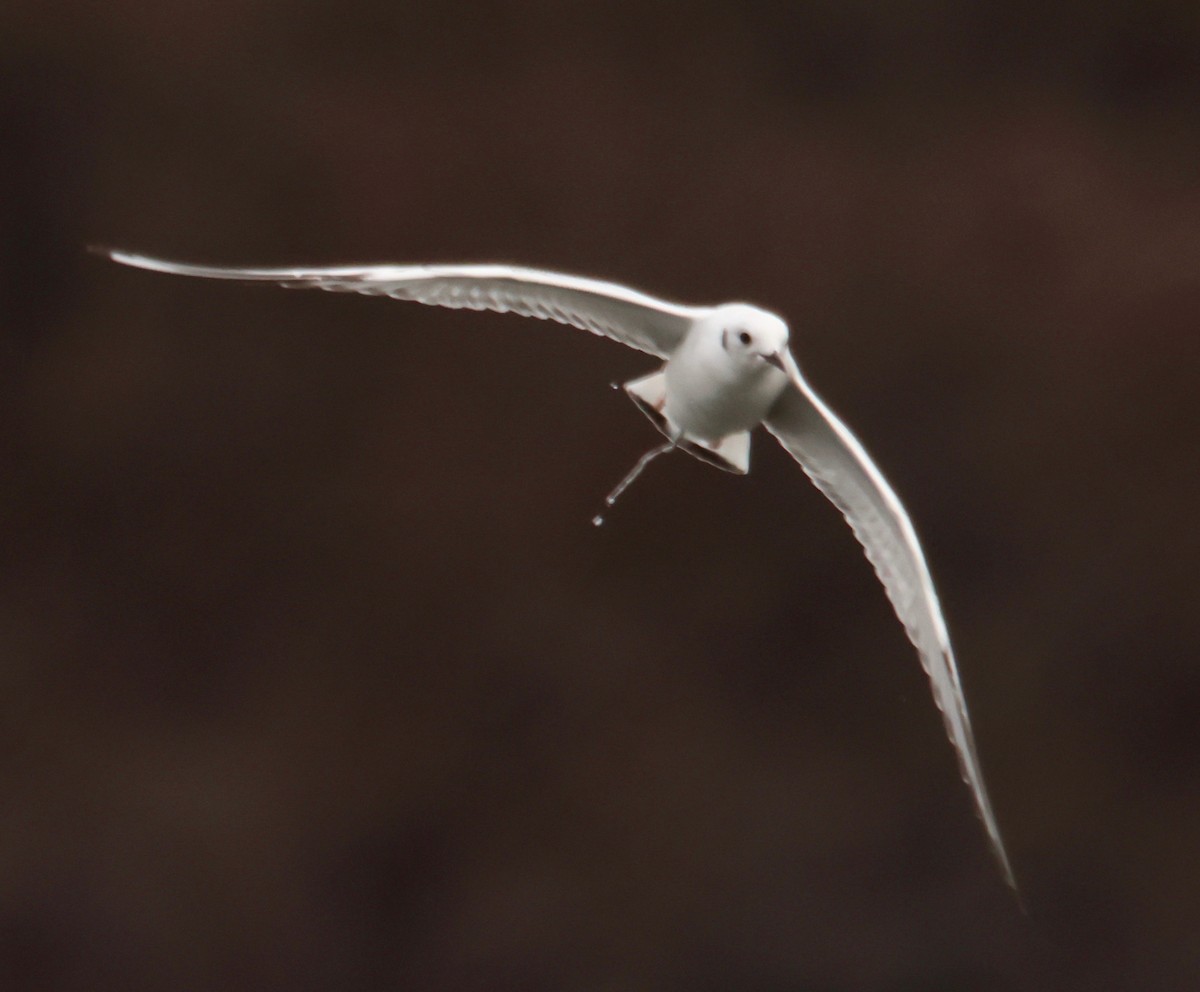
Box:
[624,371,751,475]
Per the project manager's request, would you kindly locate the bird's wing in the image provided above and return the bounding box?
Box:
[764,372,1016,891]
[99,249,703,358]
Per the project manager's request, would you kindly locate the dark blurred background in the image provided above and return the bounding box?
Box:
[3,2,1200,989]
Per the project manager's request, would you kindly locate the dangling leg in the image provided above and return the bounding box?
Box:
[592,436,678,526]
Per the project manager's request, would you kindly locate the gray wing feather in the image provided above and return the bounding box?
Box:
[765,380,1016,891]
[101,250,701,358]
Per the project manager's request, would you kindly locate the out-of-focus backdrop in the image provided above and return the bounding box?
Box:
[4,2,1200,989]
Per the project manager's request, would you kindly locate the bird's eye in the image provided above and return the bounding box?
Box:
[737,331,752,346]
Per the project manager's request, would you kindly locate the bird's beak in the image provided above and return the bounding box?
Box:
[765,349,806,393]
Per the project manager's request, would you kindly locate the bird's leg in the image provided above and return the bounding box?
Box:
[592,436,678,526]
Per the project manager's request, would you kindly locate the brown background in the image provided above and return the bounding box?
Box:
[4,2,1200,990]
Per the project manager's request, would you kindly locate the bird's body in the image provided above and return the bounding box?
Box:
[96,247,1018,893]
[662,304,791,443]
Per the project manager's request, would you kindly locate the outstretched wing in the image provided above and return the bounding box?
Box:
[765,371,1016,891]
[98,249,703,359]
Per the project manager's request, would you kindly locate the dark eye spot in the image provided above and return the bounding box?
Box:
[737,331,752,346]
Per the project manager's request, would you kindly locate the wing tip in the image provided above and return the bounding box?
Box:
[89,245,164,272]
[1000,855,1023,906]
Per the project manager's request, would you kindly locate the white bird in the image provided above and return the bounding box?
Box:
[96,247,1016,891]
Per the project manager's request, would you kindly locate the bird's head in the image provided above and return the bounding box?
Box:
[708,303,792,376]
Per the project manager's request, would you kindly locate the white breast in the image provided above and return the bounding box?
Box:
[662,328,788,442]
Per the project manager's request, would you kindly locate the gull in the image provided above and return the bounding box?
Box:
[96,247,1017,890]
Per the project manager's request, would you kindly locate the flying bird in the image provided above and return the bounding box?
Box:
[96,247,1016,891]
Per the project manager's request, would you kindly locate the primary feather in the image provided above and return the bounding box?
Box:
[766,378,1016,890]
[101,250,700,359]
